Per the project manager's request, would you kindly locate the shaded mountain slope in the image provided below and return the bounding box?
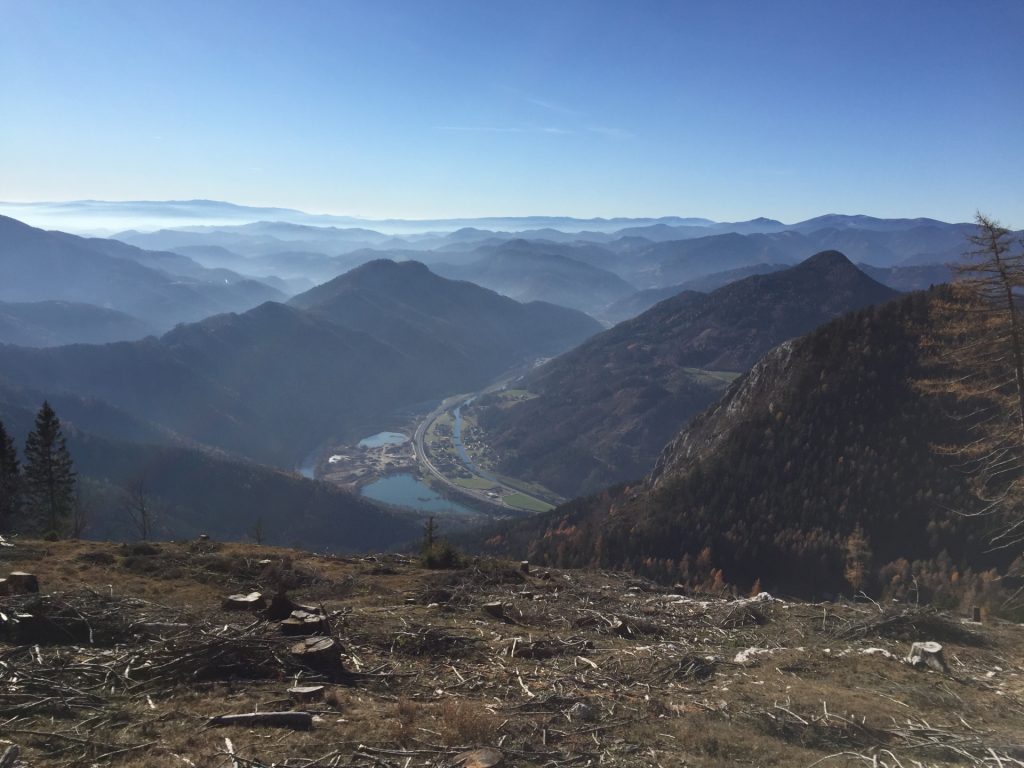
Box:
[475,289,1011,598]
[475,252,899,497]
[0,216,282,329]
[289,259,602,365]
[0,397,418,550]
[0,301,155,346]
[431,242,635,314]
[0,261,600,468]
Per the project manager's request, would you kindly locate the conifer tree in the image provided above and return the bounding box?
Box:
[0,419,20,532]
[23,401,76,538]
[919,213,1024,549]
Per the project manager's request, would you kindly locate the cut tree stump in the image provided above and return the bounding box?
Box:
[905,641,948,673]
[208,711,313,730]
[288,685,325,704]
[280,610,328,636]
[290,636,346,678]
[222,591,265,610]
[7,572,39,594]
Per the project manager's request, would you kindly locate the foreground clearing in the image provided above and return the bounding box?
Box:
[1,539,1022,767]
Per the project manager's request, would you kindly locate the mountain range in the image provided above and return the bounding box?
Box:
[0,215,283,336]
[473,252,900,497]
[474,288,1013,598]
[0,259,600,468]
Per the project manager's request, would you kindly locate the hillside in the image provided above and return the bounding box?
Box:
[475,289,1018,599]
[0,261,600,468]
[0,395,420,551]
[289,259,602,367]
[0,539,1021,767]
[431,241,635,315]
[0,216,283,330]
[476,252,899,496]
[0,300,155,346]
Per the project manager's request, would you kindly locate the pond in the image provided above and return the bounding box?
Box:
[360,473,477,516]
[358,431,410,449]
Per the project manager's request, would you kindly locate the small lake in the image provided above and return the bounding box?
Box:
[358,431,410,448]
[360,473,476,516]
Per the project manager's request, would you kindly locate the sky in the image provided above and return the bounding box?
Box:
[1,0,1022,223]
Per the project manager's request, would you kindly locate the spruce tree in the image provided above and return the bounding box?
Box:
[23,401,76,538]
[0,419,20,532]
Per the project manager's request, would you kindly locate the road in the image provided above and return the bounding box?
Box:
[412,389,555,514]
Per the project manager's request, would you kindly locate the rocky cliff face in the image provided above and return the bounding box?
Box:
[648,340,796,490]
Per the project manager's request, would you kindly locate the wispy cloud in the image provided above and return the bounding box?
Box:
[435,125,573,135]
[586,125,634,140]
[524,96,581,116]
[501,86,581,117]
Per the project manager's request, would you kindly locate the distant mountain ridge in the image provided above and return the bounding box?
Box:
[431,240,635,315]
[474,251,900,496]
[0,215,283,334]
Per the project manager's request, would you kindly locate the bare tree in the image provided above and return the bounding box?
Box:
[71,483,91,539]
[251,516,265,545]
[124,475,155,541]
[919,213,1024,549]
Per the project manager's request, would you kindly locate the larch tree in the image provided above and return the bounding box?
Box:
[0,419,20,532]
[23,401,77,538]
[919,213,1024,549]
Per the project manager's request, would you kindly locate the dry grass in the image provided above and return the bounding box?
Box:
[439,699,499,746]
[1,538,1022,767]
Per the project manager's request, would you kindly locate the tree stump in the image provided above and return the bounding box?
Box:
[222,591,265,610]
[290,636,346,679]
[280,609,328,636]
[519,560,530,574]
[288,685,325,704]
[905,641,948,673]
[7,572,39,594]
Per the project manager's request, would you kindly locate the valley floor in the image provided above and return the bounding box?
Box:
[1,539,1022,767]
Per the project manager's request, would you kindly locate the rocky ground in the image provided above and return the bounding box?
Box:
[0,538,1022,767]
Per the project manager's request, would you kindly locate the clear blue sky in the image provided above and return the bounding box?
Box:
[1,0,1022,223]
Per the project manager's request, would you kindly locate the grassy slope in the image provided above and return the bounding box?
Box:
[1,538,1021,767]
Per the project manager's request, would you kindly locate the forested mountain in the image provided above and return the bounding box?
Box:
[288,259,601,369]
[0,260,600,468]
[475,252,899,496]
[0,301,155,346]
[0,216,283,331]
[474,289,1012,599]
[0,395,418,550]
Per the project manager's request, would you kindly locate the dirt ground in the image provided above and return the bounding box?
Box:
[1,538,1022,767]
